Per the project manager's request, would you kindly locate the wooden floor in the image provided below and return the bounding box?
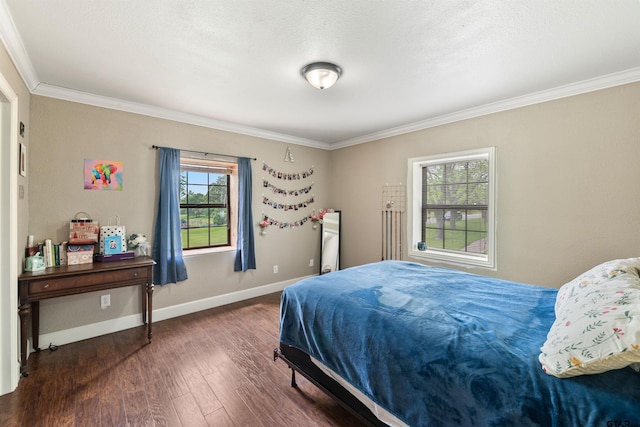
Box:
[0,292,365,426]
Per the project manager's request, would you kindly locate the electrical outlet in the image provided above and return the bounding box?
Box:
[309,258,314,267]
[100,294,110,309]
[273,265,279,274]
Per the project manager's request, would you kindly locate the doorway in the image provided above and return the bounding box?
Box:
[0,73,19,395]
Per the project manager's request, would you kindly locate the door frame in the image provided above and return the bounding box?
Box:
[0,71,19,395]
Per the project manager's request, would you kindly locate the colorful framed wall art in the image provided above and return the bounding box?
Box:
[84,159,123,191]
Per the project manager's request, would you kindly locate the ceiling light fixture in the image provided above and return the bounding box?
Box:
[301,62,342,90]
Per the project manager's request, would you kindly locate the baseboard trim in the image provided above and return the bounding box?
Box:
[37,275,310,350]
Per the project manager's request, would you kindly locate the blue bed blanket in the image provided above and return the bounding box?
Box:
[279,261,640,426]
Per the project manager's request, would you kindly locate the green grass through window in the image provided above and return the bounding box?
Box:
[425,218,486,252]
[181,226,228,248]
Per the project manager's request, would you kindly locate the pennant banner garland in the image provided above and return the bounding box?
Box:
[262,162,314,180]
[263,179,314,196]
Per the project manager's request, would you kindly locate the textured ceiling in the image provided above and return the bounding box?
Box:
[2,1,640,148]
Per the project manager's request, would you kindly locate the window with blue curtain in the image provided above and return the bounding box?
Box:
[152,147,188,285]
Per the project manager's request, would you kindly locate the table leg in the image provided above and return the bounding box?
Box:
[141,282,147,325]
[147,282,154,341]
[18,302,30,377]
[32,300,40,352]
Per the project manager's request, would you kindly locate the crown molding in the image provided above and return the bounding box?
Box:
[39,66,640,152]
[2,1,640,151]
[33,83,328,149]
[329,67,640,150]
[0,0,39,90]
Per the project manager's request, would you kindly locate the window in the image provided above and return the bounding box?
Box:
[180,156,237,250]
[408,147,496,269]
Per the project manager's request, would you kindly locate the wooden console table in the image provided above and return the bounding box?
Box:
[17,257,155,377]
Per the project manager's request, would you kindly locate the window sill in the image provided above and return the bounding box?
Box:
[409,249,495,271]
[183,246,236,257]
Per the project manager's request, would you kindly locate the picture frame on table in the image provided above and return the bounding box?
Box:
[104,235,123,254]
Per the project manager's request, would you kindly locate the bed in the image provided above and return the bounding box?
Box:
[275,260,640,426]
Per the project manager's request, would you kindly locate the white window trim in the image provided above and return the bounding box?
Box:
[180,155,238,251]
[182,245,237,257]
[407,147,496,270]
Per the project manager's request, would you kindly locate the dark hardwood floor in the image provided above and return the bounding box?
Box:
[0,292,365,426]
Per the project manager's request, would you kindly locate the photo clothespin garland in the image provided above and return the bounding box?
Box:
[262,214,311,229]
[262,179,314,196]
[262,195,315,210]
[262,162,314,180]
[261,161,316,229]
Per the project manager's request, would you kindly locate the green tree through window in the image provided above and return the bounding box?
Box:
[422,159,488,253]
[409,147,495,269]
[179,158,233,249]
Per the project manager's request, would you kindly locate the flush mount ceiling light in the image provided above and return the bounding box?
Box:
[301,62,342,90]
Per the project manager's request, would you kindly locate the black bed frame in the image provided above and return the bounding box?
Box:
[274,344,389,427]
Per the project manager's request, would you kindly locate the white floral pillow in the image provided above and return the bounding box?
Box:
[554,258,640,314]
[540,259,640,378]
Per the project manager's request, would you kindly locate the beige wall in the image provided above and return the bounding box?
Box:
[14,51,640,334]
[0,37,31,395]
[330,82,640,288]
[0,42,30,273]
[29,96,330,334]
